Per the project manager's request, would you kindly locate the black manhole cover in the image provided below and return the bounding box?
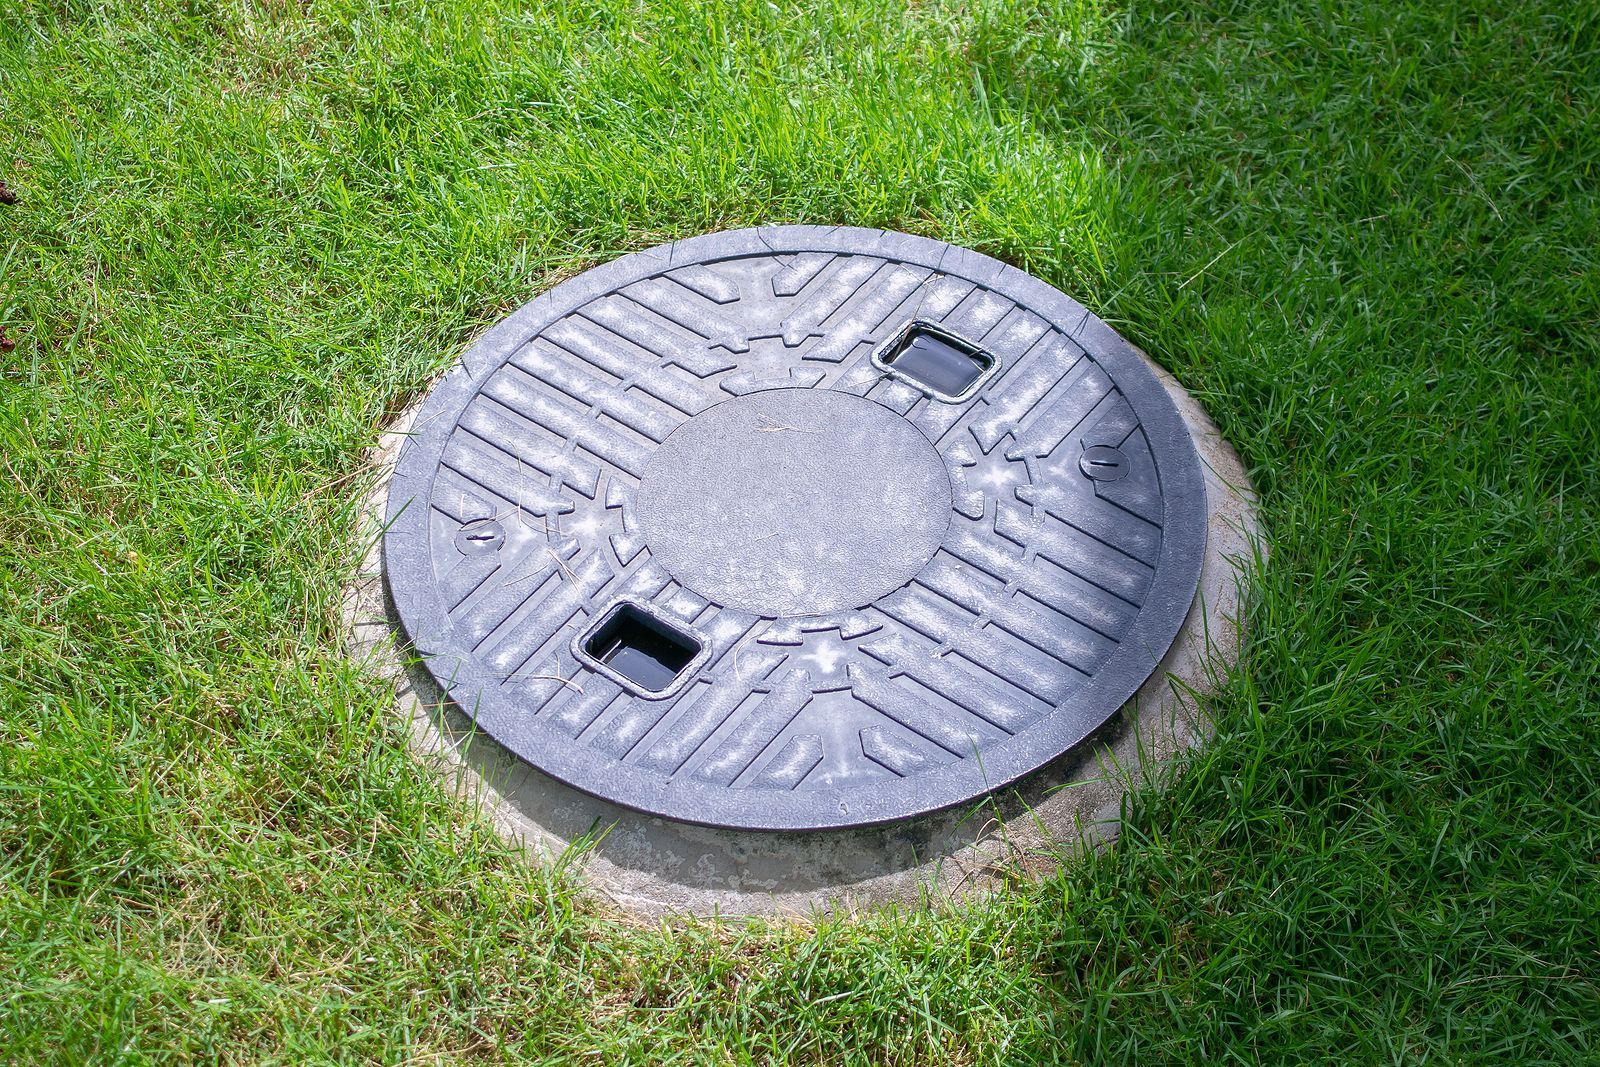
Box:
[384,226,1206,831]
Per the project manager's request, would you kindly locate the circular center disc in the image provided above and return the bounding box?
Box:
[635,389,952,618]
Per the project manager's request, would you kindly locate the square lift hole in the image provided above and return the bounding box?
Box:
[873,322,997,402]
[578,602,703,696]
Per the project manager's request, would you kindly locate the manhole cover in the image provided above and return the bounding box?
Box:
[384,226,1206,830]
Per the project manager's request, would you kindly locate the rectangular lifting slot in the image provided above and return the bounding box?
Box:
[580,602,702,694]
[873,322,996,402]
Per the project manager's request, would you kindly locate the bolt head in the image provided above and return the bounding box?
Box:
[1079,445,1129,482]
[455,518,506,556]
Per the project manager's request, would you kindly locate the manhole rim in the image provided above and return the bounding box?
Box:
[383,225,1207,831]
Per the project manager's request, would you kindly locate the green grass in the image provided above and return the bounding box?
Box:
[2,0,1598,1061]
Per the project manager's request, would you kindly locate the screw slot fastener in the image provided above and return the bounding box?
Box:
[1079,445,1130,482]
[455,519,506,555]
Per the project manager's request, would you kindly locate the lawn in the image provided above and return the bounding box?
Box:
[2,0,1597,1061]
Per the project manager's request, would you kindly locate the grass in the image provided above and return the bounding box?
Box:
[2,0,1597,1061]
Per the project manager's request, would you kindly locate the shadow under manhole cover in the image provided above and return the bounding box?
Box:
[382,227,1209,833]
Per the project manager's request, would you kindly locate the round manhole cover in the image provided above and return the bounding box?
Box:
[384,226,1206,830]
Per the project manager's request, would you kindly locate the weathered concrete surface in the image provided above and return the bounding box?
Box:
[344,355,1260,920]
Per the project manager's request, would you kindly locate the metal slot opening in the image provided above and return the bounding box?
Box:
[873,323,995,401]
[580,603,701,694]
